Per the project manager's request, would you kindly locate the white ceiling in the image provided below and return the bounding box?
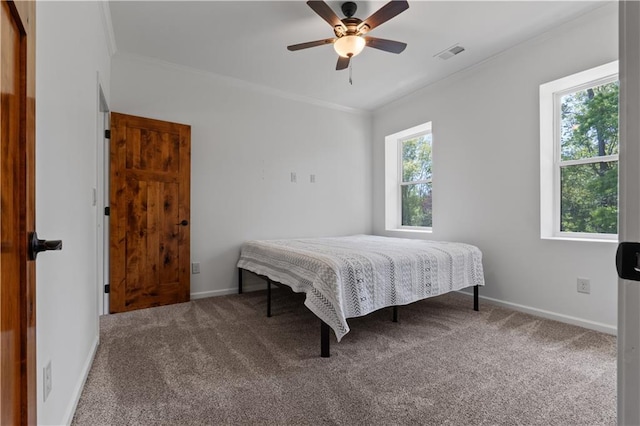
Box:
[109,1,611,111]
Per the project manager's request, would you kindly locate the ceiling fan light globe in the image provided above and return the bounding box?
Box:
[333,35,365,58]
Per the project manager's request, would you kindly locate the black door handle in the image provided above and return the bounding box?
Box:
[29,232,62,260]
[616,242,640,281]
[176,220,189,226]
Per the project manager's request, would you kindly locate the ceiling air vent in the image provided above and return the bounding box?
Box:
[434,44,465,60]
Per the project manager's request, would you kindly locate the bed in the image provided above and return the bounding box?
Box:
[236,235,485,357]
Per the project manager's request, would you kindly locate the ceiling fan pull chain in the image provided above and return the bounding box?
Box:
[349,62,353,85]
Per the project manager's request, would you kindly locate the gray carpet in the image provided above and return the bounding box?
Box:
[72,289,616,425]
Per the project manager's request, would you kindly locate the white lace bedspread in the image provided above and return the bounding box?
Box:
[237,235,485,341]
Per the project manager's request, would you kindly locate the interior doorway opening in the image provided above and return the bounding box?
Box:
[96,79,110,316]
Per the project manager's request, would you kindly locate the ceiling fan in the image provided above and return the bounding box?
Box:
[287,0,409,71]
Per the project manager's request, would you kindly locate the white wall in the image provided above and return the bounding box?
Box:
[372,4,619,332]
[110,54,373,297]
[36,2,112,424]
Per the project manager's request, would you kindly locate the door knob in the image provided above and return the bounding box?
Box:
[176,220,189,226]
[616,242,640,281]
[28,232,62,260]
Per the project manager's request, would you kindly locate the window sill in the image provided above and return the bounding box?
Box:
[386,227,433,235]
[541,235,618,243]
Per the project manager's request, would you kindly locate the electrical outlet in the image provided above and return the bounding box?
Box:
[43,361,52,402]
[291,172,297,183]
[310,174,316,183]
[577,278,590,294]
[191,262,200,274]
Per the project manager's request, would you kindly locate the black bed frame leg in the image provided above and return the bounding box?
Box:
[267,279,272,317]
[321,321,330,358]
[392,306,399,323]
[238,268,243,294]
[474,285,479,311]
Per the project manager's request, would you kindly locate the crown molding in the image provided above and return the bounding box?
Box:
[374,1,616,114]
[98,1,117,57]
[114,52,370,116]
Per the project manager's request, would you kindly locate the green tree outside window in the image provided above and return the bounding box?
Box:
[401,133,432,227]
[559,80,619,234]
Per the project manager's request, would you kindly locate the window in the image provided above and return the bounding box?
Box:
[540,61,619,241]
[400,133,433,227]
[385,122,433,231]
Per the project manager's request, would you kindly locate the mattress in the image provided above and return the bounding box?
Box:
[237,235,484,341]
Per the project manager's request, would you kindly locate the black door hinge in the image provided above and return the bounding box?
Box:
[104,206,110,216]
[105,129,111,139]
[104,284,110,294]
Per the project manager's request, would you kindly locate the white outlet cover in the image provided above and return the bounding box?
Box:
[577,278,590,294]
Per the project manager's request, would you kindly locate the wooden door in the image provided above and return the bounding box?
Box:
[0,1,36,424]
[109,113,191,313]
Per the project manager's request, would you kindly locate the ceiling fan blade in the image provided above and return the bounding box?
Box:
[336,56,350,71]
[307,1,347,31]
[358,0,409,33]
[287,38,335,51]
[365,37,407,54]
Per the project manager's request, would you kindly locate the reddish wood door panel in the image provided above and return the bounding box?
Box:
[0,1,36,424]
[110,113,191,313]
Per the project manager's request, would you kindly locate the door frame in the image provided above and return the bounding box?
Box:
[96,76,110,316]
[618,2,640,424]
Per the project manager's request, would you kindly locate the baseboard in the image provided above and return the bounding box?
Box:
[62,335,99,425]
[458,290,617,336]
[190,283,266,300]
[191,286,617,335]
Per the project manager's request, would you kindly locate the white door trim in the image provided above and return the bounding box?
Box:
[96,75,110,317]
[618,3,640,424]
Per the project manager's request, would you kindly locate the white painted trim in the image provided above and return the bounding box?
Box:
[190,284,266,300]
[385,132,400,231]
[560,154,619,167]
[61,336,99,426]
[114,52,369,116]
[618,2,640,423]
[96,77,104,318]
[541,235,618,243]
[384,228,433,236]
[103,111,111,317]
[195,285,617,334]
[195,286,618,335]
[457,291,616,336]
[396,226,433,233]
[96,75,110,317]
[97,1,117,57]
[541,61,618,95]
[374,2,616,114]
[540,60,619,241]
[384,121,433,232]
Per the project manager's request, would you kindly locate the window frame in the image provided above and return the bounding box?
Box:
[385,122,433,232]
[540,61,619,242]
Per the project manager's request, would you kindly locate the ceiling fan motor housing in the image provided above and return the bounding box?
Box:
[341,2,358,18]
[334,17,364,37]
